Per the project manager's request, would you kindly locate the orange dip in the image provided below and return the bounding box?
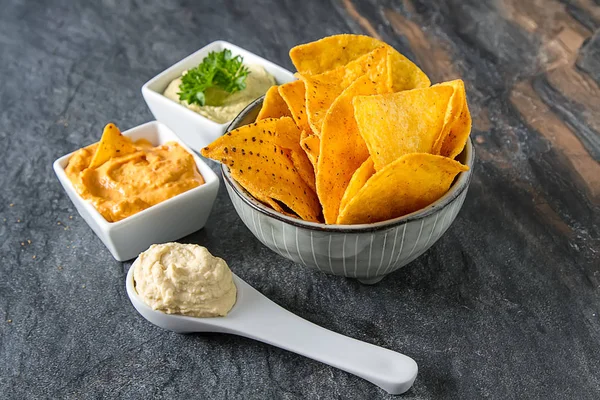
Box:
[65,140,205,222]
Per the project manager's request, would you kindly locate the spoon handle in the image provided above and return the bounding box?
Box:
[220,279,418,395]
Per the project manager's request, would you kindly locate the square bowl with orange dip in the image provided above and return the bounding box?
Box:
[53,121,219,261]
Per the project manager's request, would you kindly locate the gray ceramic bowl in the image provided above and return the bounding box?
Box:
[222,97,474,284]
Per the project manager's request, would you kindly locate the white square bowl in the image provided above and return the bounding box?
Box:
[142,40,296,152]
[53,121,220,261]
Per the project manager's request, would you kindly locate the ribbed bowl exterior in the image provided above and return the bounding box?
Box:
[226,182,468,282]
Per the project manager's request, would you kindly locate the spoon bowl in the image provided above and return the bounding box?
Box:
[126,266,418,394]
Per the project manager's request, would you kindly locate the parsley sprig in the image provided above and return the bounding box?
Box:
[178,49,250,107]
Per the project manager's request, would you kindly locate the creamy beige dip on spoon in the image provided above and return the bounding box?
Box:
[133,243,236,318]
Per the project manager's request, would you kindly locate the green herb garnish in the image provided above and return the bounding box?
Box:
[177,49,250,107]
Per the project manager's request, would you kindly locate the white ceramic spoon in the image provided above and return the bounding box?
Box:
[126,267,418,395]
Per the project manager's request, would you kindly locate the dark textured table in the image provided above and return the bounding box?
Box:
[1,0,599,398]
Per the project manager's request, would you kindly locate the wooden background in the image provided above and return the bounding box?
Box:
[0,0,598,398]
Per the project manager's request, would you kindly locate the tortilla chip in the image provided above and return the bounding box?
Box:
[300,46,388,135]
[337,154,469,224]
[434,80,472,159]
[201,118,320,222]
[278,81,312,134]
[291,34,383,75]
[88,123,136,168]
[257,86,292,120]
[431,80,464,154]
[441,105,471,159]
[387,49,430,91]
[354,86,454,171]
[338,157,375,217]
[317,74,391,224]
[300,131,320,171]
[290,34,430,91]
[274,118,316,192]
[242,117,315,193]
[235,176,287,214]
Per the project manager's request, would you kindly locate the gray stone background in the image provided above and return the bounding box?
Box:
[1,0,599,399]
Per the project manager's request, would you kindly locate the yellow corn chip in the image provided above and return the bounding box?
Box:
[300,131,320,171]
[317,74,391,224]
[441,105,471,159]
[257,86,292,120]
[338,157,375,217]
[387,49,431,91]
[290,34,430,91]
[201,118,320,221]
[337,154,469,224]
[274,118,316,193]
[278,81,312,134]
[432,80,464,154]
[291,34,383,75]
[89,123,136,168]
[300,46,388,135]
[235,117,315,193]
[434,81,472,159]
[354,86,454,170]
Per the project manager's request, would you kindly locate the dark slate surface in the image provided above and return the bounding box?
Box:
[1,0,599,399]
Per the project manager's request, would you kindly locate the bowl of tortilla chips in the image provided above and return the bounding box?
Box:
[202,35,474,284]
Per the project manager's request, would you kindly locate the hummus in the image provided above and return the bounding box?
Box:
[133,243,237,317]
[163,64,276,123]
[65,140,204,222]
